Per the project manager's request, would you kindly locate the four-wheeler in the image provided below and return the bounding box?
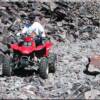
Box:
[0,35,57,79]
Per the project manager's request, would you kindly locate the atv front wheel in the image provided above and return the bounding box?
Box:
[2,55,12,76]
[38,57,49,79]
[48,53,57,73]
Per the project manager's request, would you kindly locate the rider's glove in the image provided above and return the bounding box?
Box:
[16,32,21,36]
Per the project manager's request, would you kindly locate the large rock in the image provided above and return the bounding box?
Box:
[88,55,100,72]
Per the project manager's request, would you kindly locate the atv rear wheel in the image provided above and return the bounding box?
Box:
[48,53,57,73]
[38,57,49,79]
[2,55,12,76]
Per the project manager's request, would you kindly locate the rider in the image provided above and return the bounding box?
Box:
[17,16,47,47]
[17,16,46,39]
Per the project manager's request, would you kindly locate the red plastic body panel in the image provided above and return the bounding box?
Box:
[10,36,53,56]
[11,42,36,54]
[45,41,53,56]
[24,37,33,42]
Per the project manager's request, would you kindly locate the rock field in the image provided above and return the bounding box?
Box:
[0,0,100,99]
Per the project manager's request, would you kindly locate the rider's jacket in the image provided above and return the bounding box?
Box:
[17,22,46,38]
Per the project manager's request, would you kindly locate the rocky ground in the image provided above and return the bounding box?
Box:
[0,0,100,99]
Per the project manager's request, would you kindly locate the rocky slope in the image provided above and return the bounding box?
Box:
[0,1,100,99]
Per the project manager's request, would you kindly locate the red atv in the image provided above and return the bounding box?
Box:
[0,35,56,79]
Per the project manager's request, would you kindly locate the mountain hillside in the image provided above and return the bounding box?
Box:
[0,1,100,99]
